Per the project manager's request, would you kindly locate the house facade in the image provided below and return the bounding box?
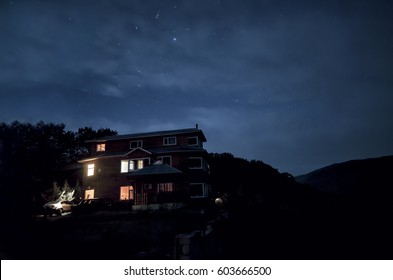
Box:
[78,126,210,205]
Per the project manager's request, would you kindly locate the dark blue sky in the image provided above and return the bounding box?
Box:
[1,0,393,175]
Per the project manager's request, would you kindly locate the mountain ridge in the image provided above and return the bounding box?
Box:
[295,155,393,196]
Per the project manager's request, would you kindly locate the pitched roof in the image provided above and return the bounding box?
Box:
[78,145,207,163]
[86,128,206,142]
[128,163,182,177]
[78,151,127,163]
[148,146,207,154]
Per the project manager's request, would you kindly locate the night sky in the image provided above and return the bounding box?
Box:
[1,0,392,175]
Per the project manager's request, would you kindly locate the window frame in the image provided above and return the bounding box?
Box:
[120,158,150,173]
[120,186,134,200]
[163,136,177,146]
[130,140,143,149]
[157,156,172,166]
[96,143,106,152]
[187,136,199,146]
[87,163,95,176]
[85,189,95,199]
[189,183,208,198]
[158,183,174,192]
[121,160,129,173]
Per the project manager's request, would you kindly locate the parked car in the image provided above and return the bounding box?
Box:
[43,200,75,216]
[72,198,112,214]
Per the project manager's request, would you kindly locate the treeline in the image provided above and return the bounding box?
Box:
[207,152,320,212]
[207,154,348,259]
[0,121,117,218]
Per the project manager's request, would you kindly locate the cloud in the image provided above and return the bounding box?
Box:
[101,85,124,98]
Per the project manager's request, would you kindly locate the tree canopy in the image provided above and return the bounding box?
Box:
[0,121,117,217]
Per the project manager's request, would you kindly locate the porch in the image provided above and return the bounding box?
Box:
[128,162,185,206]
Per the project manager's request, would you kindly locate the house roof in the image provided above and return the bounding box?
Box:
[148,146,207,154]
[125,147,152,155]
[128,163,182,177]
[78,151,128,163]
[78,146,206,163]
[86,128,207,143]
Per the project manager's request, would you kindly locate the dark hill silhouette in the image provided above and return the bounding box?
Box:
[295,155,393,200]
[210,153,393,259]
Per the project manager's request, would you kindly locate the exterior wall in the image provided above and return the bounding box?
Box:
[81,157,132,201]
[90,132,204,157]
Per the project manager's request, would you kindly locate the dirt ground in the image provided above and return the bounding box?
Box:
[3,209,214,260]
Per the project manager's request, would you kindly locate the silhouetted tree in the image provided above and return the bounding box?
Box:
[207,152,320,214]
[0,121,117,219]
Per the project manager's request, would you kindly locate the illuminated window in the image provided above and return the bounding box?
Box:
[85,189,94,199]
[120,158,150,173]
[129,160,135,171]
[121,161,128,173]
[87,164,95,176]
[96,143,105,152]
[163,136,176,146]
[130,140,143,149]
[158,183,173,192]
[120,186,134,200]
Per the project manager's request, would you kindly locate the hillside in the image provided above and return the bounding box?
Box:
[296,155,393,199]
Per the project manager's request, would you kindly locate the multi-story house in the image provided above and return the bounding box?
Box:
[78,126,210,205]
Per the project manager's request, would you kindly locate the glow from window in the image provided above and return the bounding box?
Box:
[137,160,144,169]
[121,160,128,173]
[120,158,149,173]
[85,189,94,199]
[97,143,105,152]
[87,164,95,176]
[120,186,134,200]
[159,183,173,192]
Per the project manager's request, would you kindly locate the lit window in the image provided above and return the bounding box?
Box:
[129,160,135,171]
[96,143,105,152]
[159,183,173,192]
[87,164,95,176]
[120,186,134,200]
[85,189,94,199]
[130,140,143,149]
[163,136,176,146]
[120,159,149,173]
[121,160,128,173]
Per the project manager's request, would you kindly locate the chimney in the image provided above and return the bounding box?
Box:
[195,123,199,130]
